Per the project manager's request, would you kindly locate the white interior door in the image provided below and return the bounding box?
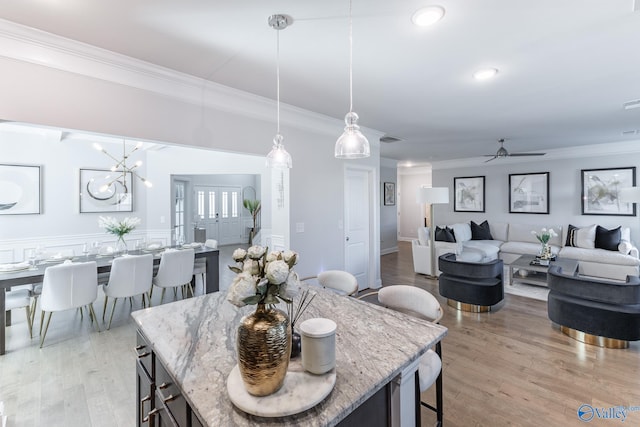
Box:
[217,186,242,245]
[344,168,371,290]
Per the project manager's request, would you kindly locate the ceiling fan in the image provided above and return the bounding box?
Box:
[484,139,546,162]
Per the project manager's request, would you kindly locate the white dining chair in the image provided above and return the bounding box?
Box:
[359,285,443,426]
[102,254,153,329]
[39,261,100,348]
[302,270,359,296]
[152,249,195,303]
[5,288,33,339]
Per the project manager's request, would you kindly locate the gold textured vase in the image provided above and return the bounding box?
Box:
[237,304,291,396]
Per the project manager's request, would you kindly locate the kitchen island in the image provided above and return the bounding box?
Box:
[131,286,447,426]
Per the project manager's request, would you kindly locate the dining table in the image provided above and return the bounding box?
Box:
[0,245,219,355]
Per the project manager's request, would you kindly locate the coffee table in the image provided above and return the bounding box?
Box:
[509,254,579,287]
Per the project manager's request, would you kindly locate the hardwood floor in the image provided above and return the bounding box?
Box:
[1,241,639,426]
[382,242,640,427]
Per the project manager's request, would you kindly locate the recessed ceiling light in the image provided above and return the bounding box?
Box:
[473,68,499,80]
[412,6,445,27]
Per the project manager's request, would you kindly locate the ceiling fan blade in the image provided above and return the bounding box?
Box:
[508,153,546,157]
[484,156,497,163]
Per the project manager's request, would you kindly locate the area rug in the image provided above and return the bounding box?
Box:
[503,281,549,301]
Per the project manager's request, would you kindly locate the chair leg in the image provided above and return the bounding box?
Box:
[129,297,133,308]
[107,298,118,330]
[40,310,45,336]
[88,304,100,332]
[40,311,52,348]
[435,341,443,426]
[102,296,109,322]
[30,295,39,326]
[160,288,166,304]
[145,292,152,308]
[415,370,421,427]
[24,306,33,339]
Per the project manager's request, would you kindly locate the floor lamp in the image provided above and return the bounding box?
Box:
[416,187,450,277]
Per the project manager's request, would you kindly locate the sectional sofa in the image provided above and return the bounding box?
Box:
[412,221,640,281]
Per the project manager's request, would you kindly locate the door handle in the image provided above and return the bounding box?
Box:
[346,237,350,241]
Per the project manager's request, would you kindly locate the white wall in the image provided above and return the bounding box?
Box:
[398,166,432,241]
[380,158,398,254]
[432,152,640,244]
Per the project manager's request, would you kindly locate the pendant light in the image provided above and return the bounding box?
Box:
[266,14,293,169]
[335,0,370,159]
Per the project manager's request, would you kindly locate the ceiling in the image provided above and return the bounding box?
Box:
[2,0,639,165]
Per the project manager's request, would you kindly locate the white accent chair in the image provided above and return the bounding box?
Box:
[361,285,443,426]
[39,261,100,348]
[102,254,154,329]
[5,288,33,339]
[152,249,195,303]
[302,270,359,296]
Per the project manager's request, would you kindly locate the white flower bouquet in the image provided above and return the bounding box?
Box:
[227,245,300,307]
[531,227,558,244]
[98,216,141,239]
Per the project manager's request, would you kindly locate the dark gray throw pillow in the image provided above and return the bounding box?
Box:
[470,220,493,240]
[435,226,456,242]
[595,225,621,251]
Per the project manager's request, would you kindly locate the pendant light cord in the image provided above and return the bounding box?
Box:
[276,28,281,135]
[349,0,353,113]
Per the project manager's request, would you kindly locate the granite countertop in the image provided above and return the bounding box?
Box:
[131,286,447,426]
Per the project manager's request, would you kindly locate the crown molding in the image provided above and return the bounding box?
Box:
[431,140,640,170]
[0,18,384,140]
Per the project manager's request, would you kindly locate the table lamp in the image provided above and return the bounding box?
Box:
[416,187,450,276]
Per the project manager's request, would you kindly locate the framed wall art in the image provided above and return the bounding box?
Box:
[0,164,41,215]
[581,167,636,216]
[454,176,485,212]
[509,172,549,214]
[383,182,396,206]
[80,168,133,213]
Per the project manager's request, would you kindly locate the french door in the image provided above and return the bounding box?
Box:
[194,185,242,245]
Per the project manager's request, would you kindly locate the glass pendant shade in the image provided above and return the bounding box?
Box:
[266,133,292,169]
[335,0,370,159]
[335,112,370,158]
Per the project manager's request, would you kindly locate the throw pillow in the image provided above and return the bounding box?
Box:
[595,225,621,251]
[566,224,596,249]
[619,241,632,255]
[575,225,596,249]
[470,220,493,240]
[565,224,578,247]
[435,226,456,242]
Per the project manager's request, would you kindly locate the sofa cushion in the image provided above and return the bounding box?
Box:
[450,223,471,242]
[435,226,456,242]
[500,241,560,256]
[559,246,640,266]
[490,222,509,242]
[509,223,563,246]
[595,225,621,251]
[566,224,596,249]
[471,220,493,240]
